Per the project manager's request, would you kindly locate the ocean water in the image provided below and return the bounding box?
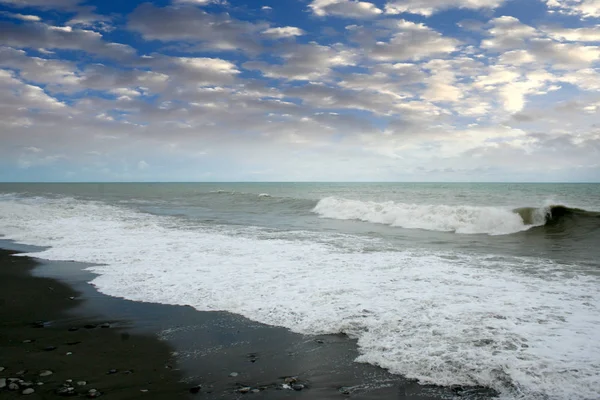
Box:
[0,182,599,399]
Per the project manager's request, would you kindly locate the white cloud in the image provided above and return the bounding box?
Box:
[308,0,383,18]
[369,20,459,61]
[0,20,135,60]
[262,26,305,39]
[243,42,356,81]
[1,12,42,21]
[542,25,600,42]
[546,0,600,18]
[385,0,505,16]
[128,3,265,53]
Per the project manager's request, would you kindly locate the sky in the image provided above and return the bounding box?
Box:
[0,0,599,182]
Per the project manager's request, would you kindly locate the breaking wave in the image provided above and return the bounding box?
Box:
[313,197,600,236]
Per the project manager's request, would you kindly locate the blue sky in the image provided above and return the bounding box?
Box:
[0,0,599,182]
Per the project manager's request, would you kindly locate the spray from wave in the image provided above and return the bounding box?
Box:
[313,197,599,236]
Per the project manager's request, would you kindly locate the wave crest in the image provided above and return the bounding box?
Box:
[312,198,585,235]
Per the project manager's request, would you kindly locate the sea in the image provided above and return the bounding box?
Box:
[0,182,599,400]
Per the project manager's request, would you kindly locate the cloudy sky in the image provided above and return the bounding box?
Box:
[0,0,599,182]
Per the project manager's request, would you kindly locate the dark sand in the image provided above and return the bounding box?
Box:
[0,248,187,399]
[0,244,498,399]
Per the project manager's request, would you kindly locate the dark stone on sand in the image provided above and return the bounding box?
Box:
[66,341,81,345]
[44,346,57,351]
[122,369,134,374]
[68,327,79,332]
[292,384,305,391]
[189,385,202,394]
[84,324,97,329]
[316,339,324,344]
[32,320,49,328]
[284,377,297,384]
[107,369,118,374]
[56,386,76,396]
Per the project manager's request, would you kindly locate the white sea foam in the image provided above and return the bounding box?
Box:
[313,197,545,235]
[1,195,599,400]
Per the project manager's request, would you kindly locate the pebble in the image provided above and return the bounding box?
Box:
[189,385,202,394]
[66,352,73,356]
[0,366,4,372]
[88,388,101,398]
[284,377,297,384]
[84,324,97,329]
[22,388,35,395]
[37,382,44,386]
[77,381,87,386]
[100,323,111,328]
[140,389,148,393]
[107,369,118,374]
[23,339,34,343]
[237,387,251,393]
[44,346,57,351]
[251,389,260,393]
[68,327,79,332]
[16,370,26,376]
[228,372,238,377]
[292,384,305,391]
[69,297,76,300]
[21,382,34,387]
[66,379,73,383]
[8,382,20,391]
[39,370,53,377]
[0,378,6,389]
[56,386,75,396]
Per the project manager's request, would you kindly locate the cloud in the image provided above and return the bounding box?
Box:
[0,21,135,60]
[0,0,81,8]
[541,25,600,42]
[262,26,305,39]
[385,0,506,16]
[308,0,383,18]
[243,42,356,81]
[369,20,459,61]
[545,0,600,18]
[128,3,264,53]
[1,12,42,21]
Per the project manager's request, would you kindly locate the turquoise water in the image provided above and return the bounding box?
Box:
[1,182,599,399]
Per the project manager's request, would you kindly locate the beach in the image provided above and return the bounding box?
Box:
[1,183,599,399]
[0,244,499,399]
[0,247,187,399]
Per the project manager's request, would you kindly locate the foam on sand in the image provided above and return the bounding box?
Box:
[1,195,599,400]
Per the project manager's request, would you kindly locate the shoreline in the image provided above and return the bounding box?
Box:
[0,242,498,399]
[0,247,188,399]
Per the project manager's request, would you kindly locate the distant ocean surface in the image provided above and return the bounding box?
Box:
[1,182,599,400]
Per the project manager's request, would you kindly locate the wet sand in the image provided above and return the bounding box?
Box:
[0,244,497,399]
[0,248,187,399]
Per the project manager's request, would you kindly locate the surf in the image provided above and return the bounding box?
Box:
[313,197,600,236]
